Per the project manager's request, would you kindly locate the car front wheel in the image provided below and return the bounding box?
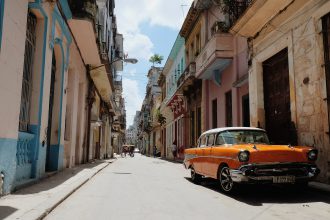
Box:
[191,167,201,184]
[219,166,235,193]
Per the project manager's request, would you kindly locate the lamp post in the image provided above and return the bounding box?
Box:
[90,57,138,71]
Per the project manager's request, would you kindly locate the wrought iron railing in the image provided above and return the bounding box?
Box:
[222,0,253,27]
[68,0,97,22]
[177,62,196,88]
[16,132,34,167]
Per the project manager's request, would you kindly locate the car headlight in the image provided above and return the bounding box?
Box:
[307,149,318,161]
[238,150,250,162]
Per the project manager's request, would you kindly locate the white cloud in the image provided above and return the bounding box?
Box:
[115,0,193,126]
[122,78,144,126]
[116,0,193,61]
[123,32,153,61]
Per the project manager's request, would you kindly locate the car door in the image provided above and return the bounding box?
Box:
[194,135,207,174]
[202,133,215,176]
[209,133,226,178]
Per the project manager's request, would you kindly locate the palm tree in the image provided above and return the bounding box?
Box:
[149,54,163,66]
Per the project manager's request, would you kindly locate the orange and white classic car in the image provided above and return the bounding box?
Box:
[184,127,320,193]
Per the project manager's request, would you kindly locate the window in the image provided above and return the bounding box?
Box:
[19,13,37,131]
[199,135,207,148]
[225,91,232,127]
[190,110,195,146]
[0,0,4,49]
[181,58,184,74]
[196,33,201,55]
[207,134,215,146]
[212,99,217,128]
[218,130,270,145]
[197,107,201,137]
[215,133,225,145]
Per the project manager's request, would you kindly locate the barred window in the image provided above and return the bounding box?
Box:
[0,0,4,49]
[19,13,37,131]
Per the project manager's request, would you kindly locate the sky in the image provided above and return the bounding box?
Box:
[115,0,193,127]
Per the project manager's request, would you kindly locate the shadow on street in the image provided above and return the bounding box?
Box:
[184,177,330,206]
[14,160,112,195]
[0,206,17,219]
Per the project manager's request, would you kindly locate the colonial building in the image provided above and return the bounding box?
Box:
[231,0,330,183]
[138,67,162,156]
[158,35,186,159]
[0,0,126,195]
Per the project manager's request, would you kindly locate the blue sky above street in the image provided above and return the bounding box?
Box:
[115,0,193,126]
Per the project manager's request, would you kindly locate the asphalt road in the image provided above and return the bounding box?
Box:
[45,154,330,220]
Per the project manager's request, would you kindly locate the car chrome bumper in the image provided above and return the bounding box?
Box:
[230,163,320,183]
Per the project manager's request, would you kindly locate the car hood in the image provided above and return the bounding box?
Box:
[234,144,313,163]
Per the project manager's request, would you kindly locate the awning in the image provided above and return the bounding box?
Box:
[90,66,113,107]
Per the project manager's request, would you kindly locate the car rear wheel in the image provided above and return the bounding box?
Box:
[219,166,235,193]
[191,167,201,184]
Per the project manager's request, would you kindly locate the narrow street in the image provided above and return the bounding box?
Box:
[45,155,330,220]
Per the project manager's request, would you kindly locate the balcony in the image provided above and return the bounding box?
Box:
[67,0,97,21]
[109,94,120,117]
[195,33,233,79]
[230,0,297,37]
[67,0,101,66]
[177,62,196,89]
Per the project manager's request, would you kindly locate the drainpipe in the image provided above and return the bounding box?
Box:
[0,171,4,196]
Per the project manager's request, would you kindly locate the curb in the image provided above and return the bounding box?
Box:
[309,181,330,193]
[37,160,115,220]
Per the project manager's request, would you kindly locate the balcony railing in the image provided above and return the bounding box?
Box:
[177,62,196,88]
[223,0,252,26]
[68,0,97,22]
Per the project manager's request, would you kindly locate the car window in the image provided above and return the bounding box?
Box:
[215,133,225,145]
[218,130,270,145]
[207,134,214,146]
[199,135,207,148]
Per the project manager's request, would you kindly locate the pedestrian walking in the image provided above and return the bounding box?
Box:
[153,146,157,157]
[172,140,177,159]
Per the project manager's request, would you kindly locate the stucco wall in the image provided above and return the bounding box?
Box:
[0,0,28,194]
[249,0,330,182]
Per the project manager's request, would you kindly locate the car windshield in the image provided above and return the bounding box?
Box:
[217,130,270,145]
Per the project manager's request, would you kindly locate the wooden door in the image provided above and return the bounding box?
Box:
[322,13,330,138]
[263,48,293,144]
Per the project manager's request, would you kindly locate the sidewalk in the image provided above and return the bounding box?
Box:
[0,159,115,220]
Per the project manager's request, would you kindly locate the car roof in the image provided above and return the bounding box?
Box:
[200,127,266,136]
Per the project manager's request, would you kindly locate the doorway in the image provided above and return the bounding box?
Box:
[242,94,250,127]
[263,48,293,144]
[322,13,330,138]
[45,52,56,172]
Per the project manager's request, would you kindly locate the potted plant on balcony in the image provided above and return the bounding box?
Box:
[156,110,166,126]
